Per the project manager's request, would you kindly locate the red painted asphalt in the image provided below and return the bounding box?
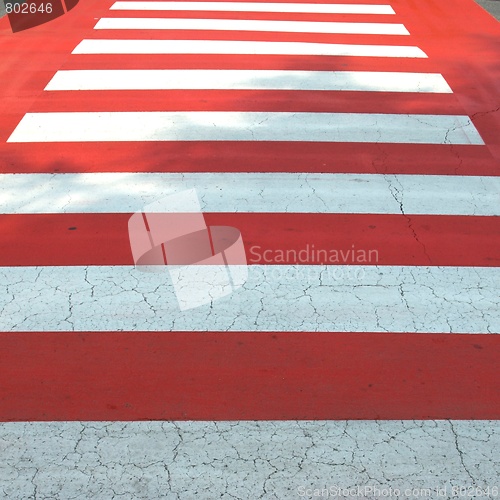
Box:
[1,331,499,421]
[1,0,500,175]
[0,213,499,266]
[0,0,499,421]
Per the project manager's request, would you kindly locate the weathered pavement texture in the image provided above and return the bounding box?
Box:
[1,421,499,499]
[1,0,499,497]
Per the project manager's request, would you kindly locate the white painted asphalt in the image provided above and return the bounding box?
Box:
[72,39,428,57]
[6,112,483,144]
[0,173,498,216]
[1,421,498,499]
[0,172,497,215]
[45,69,453,93]
[0,265,498,333]
[110,2,396,15]
[1,3,498,498]
[94,17,410,35]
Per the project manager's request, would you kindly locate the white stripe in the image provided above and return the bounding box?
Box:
[0,265,498,333]
[0,173,497,216]
[44,69,453,93]
[94,18,410,35]
[110,2,396,15]
[2,422,498,497]
[72,39,427,57]
[7,112,483,144]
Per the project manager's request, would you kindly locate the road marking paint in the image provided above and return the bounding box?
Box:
[7,112,483,144]
[72,39,428,57]
[45,69,452,93]
[0,265,498,333]
[1,141,495,176]
[1,213,498,267]
[1,343,499,419]
[94,18,410,35]
[110,2,396,15]
[0,173,497,215]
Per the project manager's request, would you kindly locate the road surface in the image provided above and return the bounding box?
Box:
[0,0,499,498]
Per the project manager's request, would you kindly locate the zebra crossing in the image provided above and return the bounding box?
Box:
[0,0,499,496]
[1,0,499,415]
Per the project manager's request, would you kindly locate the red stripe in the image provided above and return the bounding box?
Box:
[61,54,440,72]
[0,331,498,421]
[1,141,496,175]
[83,30,414,44]
[0,213,498,266]
[32,90,463,115]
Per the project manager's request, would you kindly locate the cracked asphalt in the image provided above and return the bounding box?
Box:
[1,265,499,333]
[0,421,499,499]
[1,0,499,498]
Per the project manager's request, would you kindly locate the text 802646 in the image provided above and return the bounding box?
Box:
[5,2,52,13]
